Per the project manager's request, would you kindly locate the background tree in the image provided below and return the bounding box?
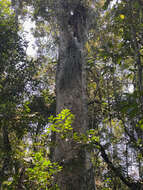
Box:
[86,0,143,189]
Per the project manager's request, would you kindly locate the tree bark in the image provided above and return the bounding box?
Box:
[0,122,12,186]
[54,0,96,189]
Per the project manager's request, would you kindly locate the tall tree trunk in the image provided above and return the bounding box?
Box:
[54,0,96,189]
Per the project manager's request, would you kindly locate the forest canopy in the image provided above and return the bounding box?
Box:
[0,0,143,189]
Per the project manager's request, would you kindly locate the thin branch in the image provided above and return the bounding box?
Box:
[94,141,143,190]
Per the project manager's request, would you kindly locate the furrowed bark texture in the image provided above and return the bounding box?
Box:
[54,0,96,189]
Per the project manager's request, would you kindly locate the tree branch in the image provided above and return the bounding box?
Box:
[94,141,143,190]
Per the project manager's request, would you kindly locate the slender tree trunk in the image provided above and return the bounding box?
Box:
[54,0,96,189]
[128,0,143,106]
[0,122,12,186]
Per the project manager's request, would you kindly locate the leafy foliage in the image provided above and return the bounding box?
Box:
[26,152,62,190]
[1,0,143,189]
